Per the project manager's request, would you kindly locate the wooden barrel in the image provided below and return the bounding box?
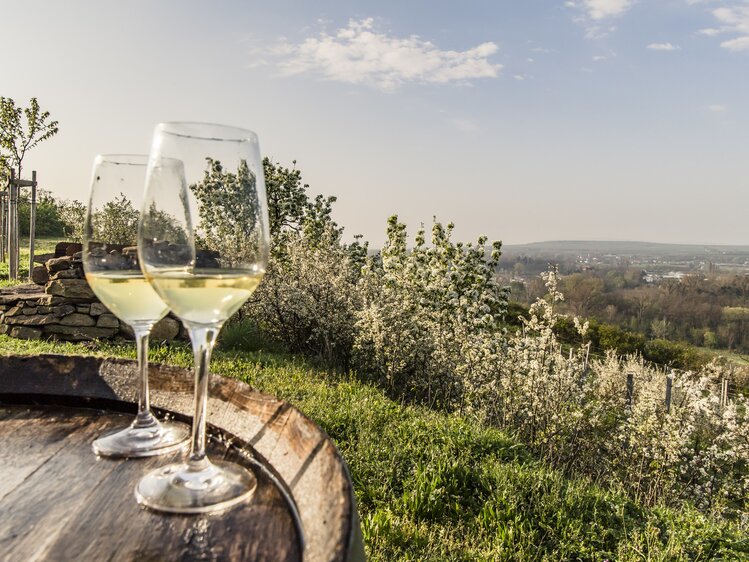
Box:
[0,354,365,562]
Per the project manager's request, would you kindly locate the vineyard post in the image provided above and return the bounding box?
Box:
[0,188,6,263]
[27,170,37,279]
[626,373,634,410]
[8,169,18,279]
[665,371,673,413]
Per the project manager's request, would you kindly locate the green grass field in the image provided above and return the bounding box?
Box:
[2,334,747,561]
[698,346,749,367]
[0,237,59,287]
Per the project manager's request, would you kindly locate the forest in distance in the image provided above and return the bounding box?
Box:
[498,240,749,358]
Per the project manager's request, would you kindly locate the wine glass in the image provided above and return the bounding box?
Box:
[83,154,190,458]
[135,123,269,513]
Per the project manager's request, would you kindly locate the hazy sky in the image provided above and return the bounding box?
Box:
[3,0,748,246]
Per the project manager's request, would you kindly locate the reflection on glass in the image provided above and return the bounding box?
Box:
[83,154,189,458]
[136,124,269,514]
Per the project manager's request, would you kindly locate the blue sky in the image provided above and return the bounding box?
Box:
[3,0,748,245]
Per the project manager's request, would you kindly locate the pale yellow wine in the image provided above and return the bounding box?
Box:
[86,271,170,325]
[147,269,263,325]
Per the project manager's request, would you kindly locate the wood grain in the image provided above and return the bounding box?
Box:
[0,354,365,562]
[0,406,302,562]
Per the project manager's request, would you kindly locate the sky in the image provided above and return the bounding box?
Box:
[2,0,748,246]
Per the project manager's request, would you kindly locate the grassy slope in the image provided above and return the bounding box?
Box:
[1,335,747,561]
[0,237,59,287]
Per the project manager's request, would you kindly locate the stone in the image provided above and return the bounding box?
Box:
[76,305,91,314]
[65,243,83,256]
[37,306,52,314]
[0,284,46,305]
[151,317,181,342]
[43,325,118,341]
[59,313,96,327]
[22,307,38,315]
[52,304,76,318]
[35,295,67,306]
[89,302,110,316]
[96,314,120,329]
[119,316,180,342]
[33,252,56,264]
[5,314,59,326]
[0,324,7,335]
[178,321,189,341]
[51,268,84,280]
[46,256,75,274]
[31,265,49,285]
[5,306,23,317]
[46,279,96,300]
[9,326,42,339]
[54,241,82,258]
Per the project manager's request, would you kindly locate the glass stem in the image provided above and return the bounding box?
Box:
[132,324,158,429]
[186,323,220,470]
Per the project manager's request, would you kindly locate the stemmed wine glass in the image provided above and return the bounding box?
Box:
[135,123,269,513]
[83,154,190,458]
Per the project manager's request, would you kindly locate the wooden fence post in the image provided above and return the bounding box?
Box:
[720,378,729,408]
[665,371,673,413]
[626,373,634,410]
[8,169,18,280]
[0,188,6,263]
[27,171,37,280]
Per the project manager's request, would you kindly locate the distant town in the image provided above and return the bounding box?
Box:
[499,240,749,280]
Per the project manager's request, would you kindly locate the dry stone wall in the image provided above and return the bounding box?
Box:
[0,250,181,342]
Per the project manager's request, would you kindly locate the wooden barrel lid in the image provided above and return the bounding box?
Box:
[0,354,365,562]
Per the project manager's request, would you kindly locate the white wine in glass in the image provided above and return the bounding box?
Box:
[136,124,270,514]
[83,154,189,458]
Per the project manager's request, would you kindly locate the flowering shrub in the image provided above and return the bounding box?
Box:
[247,159,365,366]
[353,216,509,410]
[248,158,747,519]
[249,223,363,367]
[596,356,749,513]
[479,269,748,516]
[485,269,620,474]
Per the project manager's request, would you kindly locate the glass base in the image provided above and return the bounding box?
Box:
[135,459,257,514]
[92,418,190,459]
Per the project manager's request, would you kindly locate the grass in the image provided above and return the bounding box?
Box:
[0,236,60,287]
[697,346,749,367]
[2,334,748,561]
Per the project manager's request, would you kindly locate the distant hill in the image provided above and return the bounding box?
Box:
[502,241,749,261]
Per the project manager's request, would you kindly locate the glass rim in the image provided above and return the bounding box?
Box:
[94,154,149,167]
[155,122,259,143]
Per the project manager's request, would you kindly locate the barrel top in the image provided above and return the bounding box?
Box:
[0,404,302,561]
[0,354,364,562]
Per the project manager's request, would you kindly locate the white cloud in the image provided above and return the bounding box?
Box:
[696,27,723,36]
[275,18,502,91]
[582,0,635,20]
[721,34,749,49]
[567,0,634,39]
[647,42,681,50]
[696,2,749,51]
[709,104,728,112]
